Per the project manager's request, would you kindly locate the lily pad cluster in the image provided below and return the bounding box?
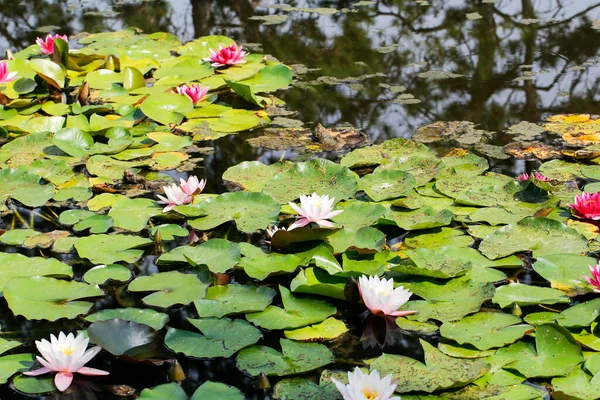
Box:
[1,30,600,400]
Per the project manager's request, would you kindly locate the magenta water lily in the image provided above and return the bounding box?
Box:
[0,61,17,84]
[176,83,210,105]
[568,192,600,220]
[36,33,68,55]
[205,44,249,68]
[586,264,600,292]
[24,332,108,392]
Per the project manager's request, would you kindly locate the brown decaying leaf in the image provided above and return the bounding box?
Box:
[504,141,561,160]
[544,113,600,146]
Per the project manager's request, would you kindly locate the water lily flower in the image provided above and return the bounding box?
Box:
[331,367,400,400]
[568,192,600,220]
[358,275,416,317]
[205,44,248,68]
[157,183,192,213]
[518,172,551,182]
[266,225,287,237]
[179,175,206,197]
[0,61,17,84]
[585,264,600,292]
[176,84,210,105]
[288,193,343,230]
[36,34,68,55]
[24,332,108,392]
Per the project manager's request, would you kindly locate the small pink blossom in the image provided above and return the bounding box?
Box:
[24,332,108,392]
[157,183,192,213]
[36,34,68,55]
[205,44,248,68]
[518,172,551,182]
[288,193,343,230]
[176,84,210,105]
[586,264,600,292]
[0,61,17,84]
[179,175,206,197]
[358,275,417,317]
[568,192,600,220]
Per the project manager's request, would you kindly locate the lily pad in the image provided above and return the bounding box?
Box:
[0,354,35,384]
[4,276,103,321]
[83,264,132,285]
[85,308,169,330]
[158,239,241,274]
[340,138,435,169]
[128,271,210,308]
[492,283,571,308]
[532,254,596,296]
[246,286,336,330]
[165,317,262,358]
[74,234,152,264]
[87,318,158,357]
[194,284,276,318]
[359,170,416,201]
[284,317,348,341]
[0,252,72,295]
[0,169,54,211]
[191,381,244,400]
[236,338,334,377]
[140,92,194,125]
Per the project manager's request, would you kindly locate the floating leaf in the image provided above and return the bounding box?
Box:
[190,381,244,400]
[340,138,435,169]
[193,284,276,318]
[492,283,570,308]
[4,277,103,321]
[0,252,72,295]
[85,308,169,330]
[158,239,241,274]
[74,234,152,264]
[246,286,336,330]
[88,319,158,357]
[139,383,187,400]
[532,254,596,295]
[165,317,262,358]
[83,264,132,285]
[0,169,54,211]
[140,92,194,125]
[284,318,348,341]
[236,338,334,377]
[359,170,415,201]
[0,354,35,384]
[128,271,209,308]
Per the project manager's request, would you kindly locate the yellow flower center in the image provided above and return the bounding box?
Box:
[361,388,379,400]
[62,347,73,356]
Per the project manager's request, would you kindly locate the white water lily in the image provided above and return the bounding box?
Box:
[331,367,400,400]
[358,275,416,317]
[24,332,108,392]
[288,193,343,230]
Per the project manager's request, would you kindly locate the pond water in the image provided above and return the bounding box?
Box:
[0,0,600,399]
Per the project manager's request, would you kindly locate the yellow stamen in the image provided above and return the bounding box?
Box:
[361,388,379,400]
[62,348,73,356]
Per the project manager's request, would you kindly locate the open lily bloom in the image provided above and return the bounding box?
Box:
[157,183,192,212]
[176,84,210,104]
[36,33,68,55]
[586,264,600,292]
[205,44,248,68]
[568,192,600,220]
[179,175,206,197]
[288,193,343,230]
[358,275,416,317]
[24,332,108,392]
[0,61,17,84]
[518,172,551,182]
[331,367,400,400]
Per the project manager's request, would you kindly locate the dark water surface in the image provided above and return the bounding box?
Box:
[0,0,599,398]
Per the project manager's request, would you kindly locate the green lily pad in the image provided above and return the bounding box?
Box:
[440,312,532,350]
[492,283,570,308]
[165,317,262,358]
[194,284,276,318]
[106,197,163,232]
[405,227,474,249]
[0,252,72,295]
[74,215,114,234]
[262,159,358,204]
[330,202,386,229]
[190,381,244,400]
[150,224,189,241]
[85,308,169,330]
[12,375,56,395]
[236,338,334,377]
[359,170,416,201]
[128,270,210,308]
[88,318,158,357]
[326,227,385,254]
[552,366,600,400]
[272,377,340,400]
[83,264,132,285]
[186,192,280,233]
[52,128,93,157]
[389,206,454,230]
[158,239,241,274]
[0,354,35,384]
[532,254,596,296]
[340,138,435,169]
[396,247,472,278]
[0,169,54,211]
[493,323,583,378]
[524,298,600,329]
[290,267,347,300]
[246,286,336,330]
[4,276,103,321]
[139,383,187,400]
[74,234,152,264]
[30,58,65,88]
[479,217,588,259]
[222,161,291,192]
[370,340,489,393]
[140,92,194,125]
[284,317,348,341]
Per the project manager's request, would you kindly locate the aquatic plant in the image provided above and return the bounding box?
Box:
[358,275,416,317]
[585,264,600,292]
[24,332,108,392]
[331,368,400,400]
[176,83,210,104]
[0,61,17,84]
[35,33,68,55]
[205,43,249,68]
[157,183,193,212]
[568,192,600,220]
[288,193,343,229]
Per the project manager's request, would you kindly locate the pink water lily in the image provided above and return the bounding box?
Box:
[157,183,192,212]
[205,44,248,68]
[176,84,210,104]
[518,172,551,182]
[288,193,343,230]
[331,367,400,400]
[568,192,600,220]
[358,275,416,317]
[0,61,17,84]
[586,264,600,292]
[36,34,68,55]
[179,175,206,196]
[24,332,108,392]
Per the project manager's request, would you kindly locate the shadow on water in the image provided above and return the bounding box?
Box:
[0,0,598,398]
